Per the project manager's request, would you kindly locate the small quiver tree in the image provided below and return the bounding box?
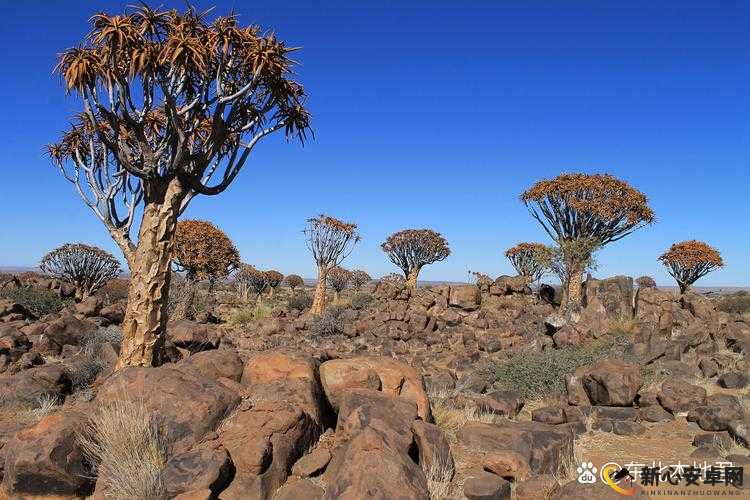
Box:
[40,243,121,301]
[304,215,360,316]
[285,274,304,292]
[327,267,352,301]
[234,265,268,303]
[468,271,493,292]
[350,270,372,290]
[521,173,654,311]
[46,5,310,368]
[505,243,552,284]
[635,276,657,289]
[263,270,284,297]
[659,241,723,294]
[381,229,450,289]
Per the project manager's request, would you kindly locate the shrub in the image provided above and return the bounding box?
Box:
[285,274,304,292]
[82,326,124,355]
[288,292,313,311]
[494,335,632,398]
[310,305,346,336]
[77,396,168,499]
[717,292,750,315]
[635,275,657,288]
[227,303,272,326]
[0,286,70,317]
[40,243,121,300]
[350,292,373,311]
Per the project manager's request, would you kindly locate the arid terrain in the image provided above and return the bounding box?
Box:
[0,271,748,499]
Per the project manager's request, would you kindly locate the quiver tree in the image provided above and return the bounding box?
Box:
[350,270,372,290]
[172,220,239,285]
[40,243,121,301]
[285,274,304,292]
[505,243,552,283]
[46,5,310,367]
[326,267,352,301]
[171,219,239,319]
[468,271,493,290]
[521,173,654,311]
[234,264,268,302]
[263,270,284,297]
[381,229,450,289]
[659,241,723,294]
[304,215,360,315]
[635,276,657,289]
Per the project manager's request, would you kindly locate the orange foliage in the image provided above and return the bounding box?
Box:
[659,240,723,293]
[172,220,240,282]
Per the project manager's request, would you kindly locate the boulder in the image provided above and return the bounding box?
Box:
[2,410,91,497]
[687,395,744,432]
[179,349,244,382]
[473,390,525,418]
[657,379,707,414]
[491,275,531,296]
[275,479,324,500]
[411,420,454,478]
[41,313,95,354]
[100,303,125,324]
[319,356,431,421]
[515,474,560,500]
[718,372,749,389]
[449,285,481,311]
[0,363,72,404]
[74,296,103,317]
[168,320,221,353]
[463,471,511,500]
[583,276,634,323]
[583,359,642,406]
[291,447,332,478]
[161,443,234,498]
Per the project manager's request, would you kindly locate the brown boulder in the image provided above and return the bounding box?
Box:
[411,420,454,478]
[449,285,481,311]
[515,474,560,500]
[74,296,103,317]
[657,379,707,414]
[168,320,221,353]
[275,479,324,500]
[179,349,244,382]
[161,443,234,498]
[583,359,642,406]
[463,471,511,499]
[491,275,531,295]
[319,356,431,421]
[41,313,95,354]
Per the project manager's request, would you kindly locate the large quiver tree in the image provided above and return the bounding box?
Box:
[304,215,360,315]
[659,240,723,294]
[40,243,121,301]
[381,229,450,289]
[46,5,310,367]
[521,173,654,311]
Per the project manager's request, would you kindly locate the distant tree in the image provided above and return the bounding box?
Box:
[40,243,121,301]
[46,5,311,367]
[659,241,723,294]
[381,229,450,289]
[304,215,360,315]
[380,273,406,287]
[172,220,239,286]
[327,267,352,301]
[234,264,268,302]
[635,276,657,289]
[521,173,654,311]
[468,270,493,290]
[264,270,284,297]
[505,243,552,283]
[285,274,304,292]
[350,270,372,290]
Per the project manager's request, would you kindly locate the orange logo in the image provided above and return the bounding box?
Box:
[602,464,637,496]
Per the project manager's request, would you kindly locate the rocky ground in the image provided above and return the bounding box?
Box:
[0,273,748,499]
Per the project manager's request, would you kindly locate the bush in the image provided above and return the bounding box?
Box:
[77,396,168,499]
[288,292,313,311]
[227,303,272,326]
[635,276,657,288]
[494,335,632,398]
[0,286,70,317]
[82,326,124,355]
[350,292,373,310]
[717,292,750,315]
[310,305,346,336]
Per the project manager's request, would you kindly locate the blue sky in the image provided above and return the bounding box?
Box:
[1,1,748,285]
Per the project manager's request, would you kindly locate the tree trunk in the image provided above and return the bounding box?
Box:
[678,282,689,294]
[565,262,585,311]
[334,290,340,302]
[406,267,421,289]
[117,179,185,368]
[311,265,328,316]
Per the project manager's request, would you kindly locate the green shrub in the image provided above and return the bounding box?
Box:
[350,292,373,311]
[310,305,346,336]
[494,335,633,399]
[0,286,70,317]
[288,292,313,311]
[227,303,272,326]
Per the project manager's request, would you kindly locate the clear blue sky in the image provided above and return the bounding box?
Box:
[1,1,748,285]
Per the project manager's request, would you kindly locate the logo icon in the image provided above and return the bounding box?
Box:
[577,462,598,484]
[601,463,636,496]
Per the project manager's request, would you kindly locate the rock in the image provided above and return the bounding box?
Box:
[515,474,559,500]
[699,358,719,378]
[179,349,244,382]
[551,480,637,500]
[292,447,331,478]
[690,446,721,460]
[491,275,531,296]
[41,313,94,354]
[612,421,646,436]
[161,444,234,498]
[583,276,634,324]
[718,372,749,389]
[319,356,431,421]
[552,326,582,348]
[463,471,511,500]
[482,450,532,481]
[693,432,735,449]
[657,379,707,414]
[412,420,454,478]
[74,296,103,317]
[2,410,91,497]
[565,366,591,406]
[458,420,573,475]
[449,285,481,311]
[324,389,428,500]
[168,320,221,353]
[681,292,715,320]
[474,390,525,418]
[96,365,240,454]
[532,406,567,425]
[687,395,744,432]
[100,303,125,323]
[275,479,324,500]
[640,405,674,423]
[583,359,642,406]
[0,363,72,404]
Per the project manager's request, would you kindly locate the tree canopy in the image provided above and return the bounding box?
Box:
[659,240,723,293]
[172,219,239,282]
[505,242,552,282]
[381,229,450,287]
[40,243,121,300]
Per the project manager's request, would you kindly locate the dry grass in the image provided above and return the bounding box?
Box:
[424,461,457,500]
[430,390,496,442]
[608,315,638,336]
[23,394,61,423]
[227,302,272,325]
[77,396,169,500]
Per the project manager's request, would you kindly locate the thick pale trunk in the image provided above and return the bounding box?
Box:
[117,179,185,368]
[565,262,585,311]
[406,267,421,289]
[311,266,328,316]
